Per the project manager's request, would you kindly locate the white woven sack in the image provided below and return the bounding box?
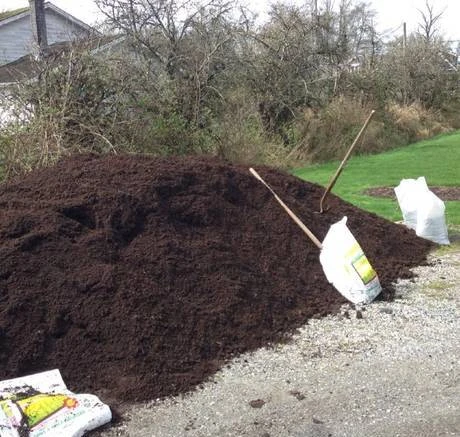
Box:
[394,177,449,245]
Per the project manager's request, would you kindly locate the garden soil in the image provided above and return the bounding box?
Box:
[365,186,460,201]
[0,155,434,403]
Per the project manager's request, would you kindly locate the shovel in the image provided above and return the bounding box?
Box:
[249,168,322,249]
[318,110,375,213]
[249,168,382,305]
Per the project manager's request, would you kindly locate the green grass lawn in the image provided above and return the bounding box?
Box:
[293,131,460,227]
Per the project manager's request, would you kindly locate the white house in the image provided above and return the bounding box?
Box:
[0,1,93,66]
[0,1,96,126]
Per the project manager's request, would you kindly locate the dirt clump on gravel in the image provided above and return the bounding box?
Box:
[0,154,434,403]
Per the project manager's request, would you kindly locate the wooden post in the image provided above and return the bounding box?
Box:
[313,0,320,53]
[403,22,407,104]
[29,0,48,59]
[403,22,407,53]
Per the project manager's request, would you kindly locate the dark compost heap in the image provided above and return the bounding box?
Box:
[0,155,434,402]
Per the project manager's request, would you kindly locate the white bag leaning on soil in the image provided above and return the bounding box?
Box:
[0,369,111,437]
[319,217,382,305]
[394,177,449,245]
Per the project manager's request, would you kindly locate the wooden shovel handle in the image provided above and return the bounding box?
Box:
[250,168,323,249]
[319,110,376,213]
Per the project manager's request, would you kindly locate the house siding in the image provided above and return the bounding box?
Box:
[0,17,30,65]
[0,9,89,65]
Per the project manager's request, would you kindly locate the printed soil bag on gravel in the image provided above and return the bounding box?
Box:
[320,216,382,305]
[0,370,111,437]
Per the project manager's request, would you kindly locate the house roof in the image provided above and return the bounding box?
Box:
[0,7,29,22]
[0,51,42,84]
[0,2,93,32]
[0,35,127,84]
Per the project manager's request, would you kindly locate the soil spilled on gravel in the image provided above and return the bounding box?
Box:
[0,155,434,402]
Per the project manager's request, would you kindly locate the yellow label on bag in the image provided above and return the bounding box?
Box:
[0,393,78,430]
[18,394,76,428]
[346,243,377,285]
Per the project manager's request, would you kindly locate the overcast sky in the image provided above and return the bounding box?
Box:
[3,0,460,41]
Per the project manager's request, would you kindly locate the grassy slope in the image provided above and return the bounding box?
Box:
[293,132,460,226]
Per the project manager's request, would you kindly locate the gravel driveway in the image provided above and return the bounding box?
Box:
[97,246,460,437]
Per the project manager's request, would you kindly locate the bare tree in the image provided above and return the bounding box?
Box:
[96,0,232,76]
[95,0,246,127]
[417,1,444,43]
[248,0,378,124]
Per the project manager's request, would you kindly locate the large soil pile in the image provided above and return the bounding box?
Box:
[0,155,433,402]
